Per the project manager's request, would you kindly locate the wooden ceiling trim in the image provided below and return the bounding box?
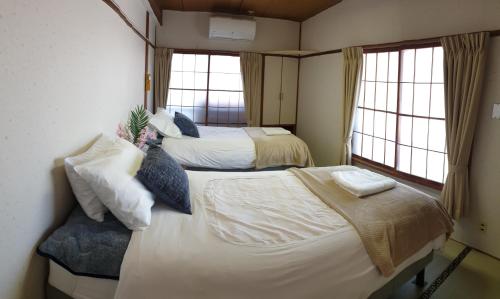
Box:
[148,0,163,25]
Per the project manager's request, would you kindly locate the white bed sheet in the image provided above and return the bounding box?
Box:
[161,126,256,169]
[115,170,445,299]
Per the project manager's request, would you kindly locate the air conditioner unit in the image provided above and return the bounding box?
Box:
[209,16,256,41]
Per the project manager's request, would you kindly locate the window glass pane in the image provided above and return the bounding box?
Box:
[401,49,415,82]
[182,54,196,72]
[364,82,375,109]
[362,54,367,80]
[376,52,388,81]
[411,148,427,177]
[210,55,240,73]
[217,107,229,124]
[195,54,208,72]
[428,119,446,152]
[169,71,183,89]
[412,117,428,149]
[354,108,364,132]
[362,135,373,159]
[181,90,194,106]
[413,84,431,117]
[358,82,365,107]
[398,116,412,146]
[414,48,433,83]
[366,53,377,81]
[432,47,444,83]
[373,138,385,164]
[194,91,207,107]
[182,72,195,89]
[181,107,194,120]
[353,132,362,155]
[194,72,207,89]
[228,108,240,123]
[386,113,396,141]
[168,106,182,116]
[218,91,231,107]
[374,111,386,138]
[207,107,217,123]
[168,89,182,106]
[385,141,395,167]
[427,152,445,183]
[363,109,374,136]
[208,90,220,106]
[194,107,206,123]
[430,84,445,118]
[400,83,413,115]
[375,82,387,110]
[171,54,183,71]
[397,145,411,173]
[229,92,240,107]
[388,52,399,82]
[387,83,398,112]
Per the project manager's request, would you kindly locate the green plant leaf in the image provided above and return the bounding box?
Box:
[128,105,150,143]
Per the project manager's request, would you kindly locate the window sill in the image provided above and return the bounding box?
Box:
[351,155,444,191]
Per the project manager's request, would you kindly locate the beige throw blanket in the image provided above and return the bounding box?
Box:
[244,127,314,169]
[289,167,454,277]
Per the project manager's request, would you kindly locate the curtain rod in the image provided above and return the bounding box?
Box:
[301,29,500,59]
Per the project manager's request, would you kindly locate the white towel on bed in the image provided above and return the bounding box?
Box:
[262,127,291,136]
[330,166,396,197]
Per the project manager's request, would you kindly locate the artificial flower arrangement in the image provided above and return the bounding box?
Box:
[117,105,157,149]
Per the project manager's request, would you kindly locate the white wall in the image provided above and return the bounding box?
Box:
[0,0,153,298]
[297,0,500,258]
[157,10,300,52]
[297,55,343,166]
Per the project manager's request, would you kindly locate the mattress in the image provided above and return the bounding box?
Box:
[114,170,446,299]
[161,126,256,169]
[49,261,117,299]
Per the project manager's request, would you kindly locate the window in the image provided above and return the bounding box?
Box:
[167,52,246,126]
[352,46,448,187]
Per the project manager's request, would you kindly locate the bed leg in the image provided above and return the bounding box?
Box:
[414,268,426,287]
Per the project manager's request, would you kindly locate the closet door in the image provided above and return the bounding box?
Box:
[280,57,298,124]
[262,56,282,125]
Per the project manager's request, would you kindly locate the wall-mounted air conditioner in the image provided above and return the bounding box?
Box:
[209,16,256,41]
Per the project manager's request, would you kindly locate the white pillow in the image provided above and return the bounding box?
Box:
[65,134,123,221]
[75,142,154,230]
[149,108,182,138]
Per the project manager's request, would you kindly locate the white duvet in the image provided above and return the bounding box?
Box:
[161,126,256,169]
[115,170,445,299]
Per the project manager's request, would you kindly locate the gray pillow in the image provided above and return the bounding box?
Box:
[136,145,191,214]
[174,112,200,138]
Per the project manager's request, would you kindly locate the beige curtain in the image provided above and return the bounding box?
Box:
[441,32,489,219]
[154,48,174,112]
[240,52,263,126]
[341,47,364,165]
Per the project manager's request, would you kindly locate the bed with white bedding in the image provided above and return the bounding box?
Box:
[45,167,452,299]
[113,169,448,299]
[161,126,314,170]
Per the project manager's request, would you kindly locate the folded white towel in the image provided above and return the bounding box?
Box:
[262,127,291,136]
[331,167,397,197]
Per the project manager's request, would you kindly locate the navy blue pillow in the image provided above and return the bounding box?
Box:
[174,112,200,138]
[136,145,191,214]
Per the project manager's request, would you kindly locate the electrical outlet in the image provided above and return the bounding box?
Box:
[480,223,487,232]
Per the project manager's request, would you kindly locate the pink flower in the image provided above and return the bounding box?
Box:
[135,127,157,149]
[116,123,131,141]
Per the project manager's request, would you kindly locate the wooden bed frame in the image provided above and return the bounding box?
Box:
[46,251,433,299]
